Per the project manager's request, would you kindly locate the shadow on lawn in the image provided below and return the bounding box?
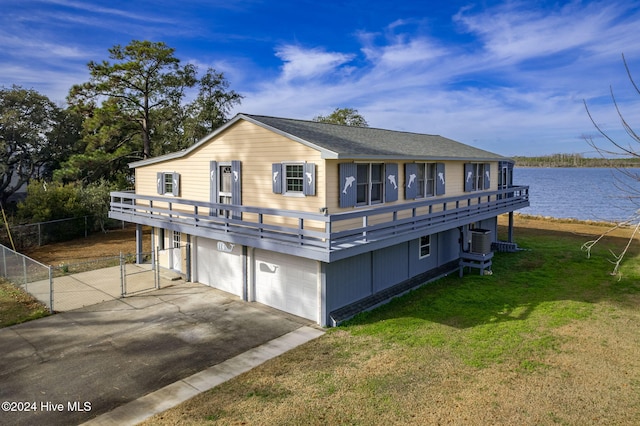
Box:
[346,226,640,330]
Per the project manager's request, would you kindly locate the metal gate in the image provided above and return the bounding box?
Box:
[1,244,185,312]
[121,251,157,296]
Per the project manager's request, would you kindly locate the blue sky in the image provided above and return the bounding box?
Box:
[2,0,640,156]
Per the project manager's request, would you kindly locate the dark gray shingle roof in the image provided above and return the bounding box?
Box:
[243,114,509,161]
[130,113,511,168]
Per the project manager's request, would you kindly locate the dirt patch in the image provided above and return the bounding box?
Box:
[499,213,637,239]
[22,226,151,265]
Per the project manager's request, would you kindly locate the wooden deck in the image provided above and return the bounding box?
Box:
[109,186,529,262]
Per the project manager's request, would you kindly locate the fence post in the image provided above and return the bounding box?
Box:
[48,265,54,313]
[38,223,42,247]
[23,256,27,288]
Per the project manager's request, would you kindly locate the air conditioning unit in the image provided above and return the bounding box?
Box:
[470,229,492,255]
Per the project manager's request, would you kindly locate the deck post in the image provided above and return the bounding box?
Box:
[508,211,514,243]
[136,224,144,264]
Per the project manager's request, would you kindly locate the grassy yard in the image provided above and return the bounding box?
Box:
[143,218,640,425]
[0,280,49,327]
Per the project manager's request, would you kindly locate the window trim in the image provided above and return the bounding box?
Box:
[283,162,306,197]
[415,163,437,199]
[465,162,490,192]
[473,163,485,191]
[356,163,384,206]
[419,235,431,259]
[158,171,179,196]
[274,162,315,197]
[172,230,181,249]
[163,173,174,195]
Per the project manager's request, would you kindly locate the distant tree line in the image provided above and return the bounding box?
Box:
[513,153,640,168]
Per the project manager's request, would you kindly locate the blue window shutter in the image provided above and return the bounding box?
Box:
[209,161,218,216]
[172,173,180,197]
[272,163,283,194]
[157,172,164,194]
[304,162,316,196]
[436,163,445,195]
[339,163,357,208]
[231,160,242,219]
[405,163,418,199]
[464,163,473,192]
[385,163,398,202]
[484,163,491,189]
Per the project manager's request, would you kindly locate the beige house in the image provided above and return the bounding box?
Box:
[110,114,529,326]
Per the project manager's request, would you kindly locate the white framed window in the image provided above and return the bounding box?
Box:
[473,163,485,191]
[356,163,384,206]
[465,163,489,192]
[285,163,304,194]
[419,235,431,258]
[416,163,437,198]
[164,173,174,194]
[157,172,180,196]
[272,162,315,196]
[217,163,233,215]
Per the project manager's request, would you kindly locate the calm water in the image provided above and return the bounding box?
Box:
[514,167,640,222]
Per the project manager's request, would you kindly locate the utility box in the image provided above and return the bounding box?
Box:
[470,229,492,255]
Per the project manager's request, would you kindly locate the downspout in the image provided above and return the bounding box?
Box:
[458,226,467,253]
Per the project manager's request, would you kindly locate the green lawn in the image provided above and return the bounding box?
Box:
[144,223,640,425]
[0,280,50,327]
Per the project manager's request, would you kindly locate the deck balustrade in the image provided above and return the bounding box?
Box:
[109,186,529,262]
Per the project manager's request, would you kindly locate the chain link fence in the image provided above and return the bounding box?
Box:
[1,244,178,312]
[0,216,127,251]
[0,244,52,311]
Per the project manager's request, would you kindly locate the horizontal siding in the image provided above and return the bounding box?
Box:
[134,120,501,220]
[136,120,325,213]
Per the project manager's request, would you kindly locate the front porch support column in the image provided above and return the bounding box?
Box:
[136,224,143,264]
[186,234,192,282]
[508,211,514,243]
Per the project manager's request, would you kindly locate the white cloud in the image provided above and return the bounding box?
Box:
[41,0,174,23]
[453,1,636,64]
[275,45,354,82]
[3,0,640,156]
[0,31,88,60]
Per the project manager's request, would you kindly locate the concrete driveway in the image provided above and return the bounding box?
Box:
[0,282,322,425]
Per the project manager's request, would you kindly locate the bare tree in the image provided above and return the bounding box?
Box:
[582,53,640,277]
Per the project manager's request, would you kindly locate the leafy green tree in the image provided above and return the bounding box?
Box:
[79,180,116,232]
[17,179,114,232]
[0,86,60,206]
[64,40,243,187]
[313,107,368,127]
[55,98,138,186]
[68,40,198,160]
[17,180,85,222]
[184,68,243,143]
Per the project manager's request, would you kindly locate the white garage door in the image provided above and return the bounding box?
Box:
[196,238,243,297]
[254,250,318,321]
